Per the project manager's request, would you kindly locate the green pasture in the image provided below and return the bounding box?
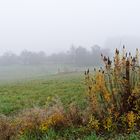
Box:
[0,72,86,115]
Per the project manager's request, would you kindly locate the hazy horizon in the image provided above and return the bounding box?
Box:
[0,0,140,55]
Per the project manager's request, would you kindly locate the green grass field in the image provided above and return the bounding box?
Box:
[0,72,86,116]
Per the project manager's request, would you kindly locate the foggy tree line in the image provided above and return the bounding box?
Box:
[0,45,110,66]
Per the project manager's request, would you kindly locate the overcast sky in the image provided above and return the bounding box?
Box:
[0,0,140,55]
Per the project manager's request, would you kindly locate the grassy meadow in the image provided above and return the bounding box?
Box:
[0,72,86,116]
[0,62,140,140]
[0,73,139,140]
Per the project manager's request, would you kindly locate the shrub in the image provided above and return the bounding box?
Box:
[85,46,140,133]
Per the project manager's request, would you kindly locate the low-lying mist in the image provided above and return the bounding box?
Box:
[0,45,110,83]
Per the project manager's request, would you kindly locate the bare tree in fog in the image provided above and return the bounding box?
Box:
[20,50,46,65]
[0,51,19,65]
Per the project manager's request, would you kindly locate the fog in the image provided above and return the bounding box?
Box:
[0,0,140,82]
[0,0,140,55]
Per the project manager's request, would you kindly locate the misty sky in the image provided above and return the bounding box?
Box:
[0,0,140,55]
